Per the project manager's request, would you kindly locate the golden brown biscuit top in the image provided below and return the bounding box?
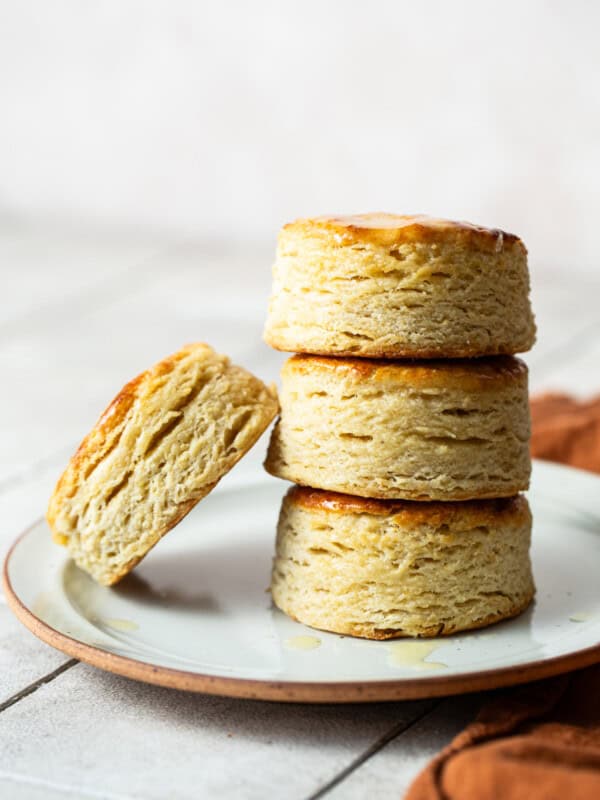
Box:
[282,213,523,253]
[287,486,529,526]
[284,354,528,392]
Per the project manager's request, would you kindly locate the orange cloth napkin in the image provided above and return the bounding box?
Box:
[530,394,600,474]
[407,393,600,800]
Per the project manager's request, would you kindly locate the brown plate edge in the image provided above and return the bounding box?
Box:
[4,522,600,704]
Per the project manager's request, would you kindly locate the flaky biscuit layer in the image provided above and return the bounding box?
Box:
[271,487,535,639]
[265,355,531,501]
[47,343,278,585]
[264,213,536,358]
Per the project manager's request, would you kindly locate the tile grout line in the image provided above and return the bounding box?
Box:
[0,659,78,714]
[305,699,443,800]
[0,770,137,800]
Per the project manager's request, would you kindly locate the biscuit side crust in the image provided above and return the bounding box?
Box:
[271,490,534,639]
[264,213,536,357]
[286,486,531,524]
[283,354,528,393]
[265,355,530,501]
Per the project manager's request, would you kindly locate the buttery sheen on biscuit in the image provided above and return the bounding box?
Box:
[47,344,278,585]
[264,213,536,358]
[271,487,534,639]
[265,354,530,501]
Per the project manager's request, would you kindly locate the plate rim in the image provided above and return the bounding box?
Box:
[5,469,600,704]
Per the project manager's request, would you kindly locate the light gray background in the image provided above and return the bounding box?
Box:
[1,1,600,272]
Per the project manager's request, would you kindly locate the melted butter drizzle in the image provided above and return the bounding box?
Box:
[387,641,446,670]
[284,635,321,651]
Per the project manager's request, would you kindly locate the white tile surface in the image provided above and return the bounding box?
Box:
[0,457,68,577]
[0,224,158,329]
[326,695,483,799]
[527,265,600,392]
[533,335,600,398]
[0,604,71,703]
[0,664,430,800]
[0,777,128,800]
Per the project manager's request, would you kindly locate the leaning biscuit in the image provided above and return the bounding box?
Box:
[47,343,278,585]
[265,354,530,501]
[264,213,536,358]
[271,487,535,639]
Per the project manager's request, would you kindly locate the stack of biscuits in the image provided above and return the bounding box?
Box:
[263,214,536,639]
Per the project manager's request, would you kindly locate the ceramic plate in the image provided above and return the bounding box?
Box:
[4,460,600,703]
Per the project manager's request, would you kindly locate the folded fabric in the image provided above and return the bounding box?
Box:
[407,393,600,800]
[530,394,600,474]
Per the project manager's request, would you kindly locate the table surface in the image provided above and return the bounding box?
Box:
[2,222,599,800]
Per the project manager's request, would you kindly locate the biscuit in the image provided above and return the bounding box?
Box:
[47,344,278,585]
[271,487,534,639]
[264,213,536,358]
[265,354,530,501]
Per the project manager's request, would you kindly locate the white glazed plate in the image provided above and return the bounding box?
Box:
[4,460,600,703]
